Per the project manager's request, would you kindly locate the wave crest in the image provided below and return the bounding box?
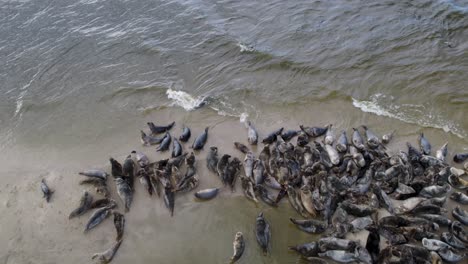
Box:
[352,94,466,139]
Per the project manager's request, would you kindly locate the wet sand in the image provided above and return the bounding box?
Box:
[0,101,467,263]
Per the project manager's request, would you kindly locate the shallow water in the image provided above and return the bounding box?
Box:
[0,0,467,263]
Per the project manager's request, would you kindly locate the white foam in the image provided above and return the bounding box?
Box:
[237,42,255,53]
[239,113,248,123]
[166,89,205,111]
[352,94,466,139]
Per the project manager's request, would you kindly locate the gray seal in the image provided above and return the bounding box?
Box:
[69,191,93,219]
[192,127,208,150]
[255,212,271,254]
[231,232,245,263]
[41,179,53,203]
[179,125,191,142]
[147,121,175,134]
[194,188,219,200]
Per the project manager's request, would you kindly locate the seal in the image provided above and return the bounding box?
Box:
[109,158,123,178]
[453,152,468,163]
[381,130,395,144]
[91,239,122,264]
[351,128,365,150]
[194,188,219,200]
[450,191,468,205]
[122,155,135,189]
[289,218,327,234]
[281,130,299,141]
[156,132,171,152]
[234,142,250,154]
[436,142,448,161]
[255,212,270,254]
[299,125,327,137]
[288,241,319,258]
[115,177,132,212]
[172,138,182,157]
[164,185,175,216]
[113,212,125,241]
[336,130,348,153]
[254,185,277,207]
[324,124,334,145]
[362,125,379,148]
[452,206,468,225]
[225,158,241,191]
[418,132,431,155]
[230,232,245,263]
[253,160,265,185]
[241,177,258,203]
[206,146,218,173]
[299,186,317,217]
[41,179,53,203]
[147,121,175,134]
[243,152,255,181]
[192,127,208,150]
[246,121,258,145]
[69,190,93,219]
[84,204,115,232]
[140,130,164,146]
[441,232,466,249]
[217,154,230,181]
[79,169,108,180]
[262,127,283,144]
[179,125,191,142]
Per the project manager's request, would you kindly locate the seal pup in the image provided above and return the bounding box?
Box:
[91,239,122,264]
[192,127,208,150]
[179,125,191,142]
[69,191,93,219]
[246,121,258,145]
[147,121,175,134]
[41,179,53,202]
[113,212,125,241]
[231,232,245,263]
[255,212,271,254]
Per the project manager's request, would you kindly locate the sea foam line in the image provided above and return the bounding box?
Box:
[352,94,466,139]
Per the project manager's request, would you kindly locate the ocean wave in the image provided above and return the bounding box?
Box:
[165,89,251,122]
[237,42,255,53]
[352,94,466,139]
[166,89,206,111]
